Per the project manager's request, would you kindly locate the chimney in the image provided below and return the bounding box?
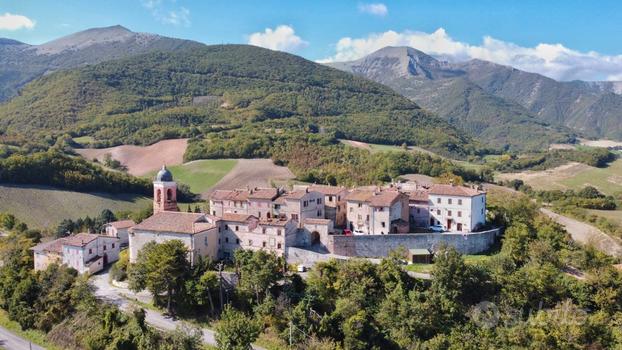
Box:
[450,179,455,187]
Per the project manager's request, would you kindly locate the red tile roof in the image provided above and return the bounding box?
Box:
[283,190,310,200]
[108,220,136,229]
[221,213,255,223]
[209,190,234,201]
[209,189,250,201]
[132,212,215,234]
[344,190,374,202]
[31,238,66,254]
[248,188,279,200]
[408,189,429,202]
[369,191,403,207]
[258,218,291,227]
[62,233,101,248]
[428,184,485,197]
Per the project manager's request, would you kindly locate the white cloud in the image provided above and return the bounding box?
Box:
[0,12,35,31]
[141,0,190,27]
[358,3,388,16]
[319,28,622,81]
[248,25,309,53]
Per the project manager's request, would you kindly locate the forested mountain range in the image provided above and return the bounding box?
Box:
[329,46,622,148]
[0,25,202,102]
[0,43,477,158]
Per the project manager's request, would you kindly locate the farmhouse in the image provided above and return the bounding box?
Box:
[103,219,135,247]
[31,233,120,274]
[427,184,486,232]
[344,189,409,235]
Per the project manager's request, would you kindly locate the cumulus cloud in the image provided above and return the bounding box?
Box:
[319,28,622,81]
[0,13,35,31]
[248,25,309,53]
[141,0,190,27]
[358,3,388,16]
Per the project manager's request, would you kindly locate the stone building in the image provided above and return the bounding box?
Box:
[103,219,135,247]
[428,184,486,232]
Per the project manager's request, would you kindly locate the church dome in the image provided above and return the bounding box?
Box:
[155,165,173,182]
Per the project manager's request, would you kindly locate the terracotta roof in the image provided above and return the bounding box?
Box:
[259,218,291,227]
[132,212,214,234]
[228,190,250,201]
[344,190,374,202]
[31,238,66,254]
[273,196,286,204]
[408,189,429,202]
[248,188,279,200]
[303,218,332,225]
[369,191,403,207]
[428,184,485,197]
[210,190,234,201]
[62,233,101,248]
[283,190,309,200]
[308,185,347,196]
[221,213,255,223]
[108,220,136,229]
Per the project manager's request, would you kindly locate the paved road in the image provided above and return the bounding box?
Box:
[0,326,45,350]
[90,271,265,350]
[540,208,622,257]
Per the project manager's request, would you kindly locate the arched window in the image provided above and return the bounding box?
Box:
[167,188,173,202]
[156,189,162,203]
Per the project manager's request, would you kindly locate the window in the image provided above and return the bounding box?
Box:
[482,208,484,214]
[204,237,208,246]
[88,248,92,254]
[358,203,362,208]
[248,240,253,246]
[437,209,441,215]
[263,241,266,248]
[262,228,266,234]
[448,210,452,217]
[258,212,262,218]
[225,237,229,243]
[236,239,240,244]
[437,198,441,204]
[458,211,462,217]
[381,222,386,228]
[349,207,353,212]
[303,201,308,207]
[317,198,322,204]
[357,214,362,220]
[277,243,282,249]
[448,198,452,204]
[329,196,333,202]
[218,238,221,244]
[317,210,322,216]
[338,196,341,201]
[225,224,229,230]
[112,243,115,248]
[212,210,216,215]
[292,214,299,221]
[458,199,463,205]
[277,229,282,236]
[366,215,369,221]
[417,208,421,214]
[103,245,107,251]
[235,226,239,231]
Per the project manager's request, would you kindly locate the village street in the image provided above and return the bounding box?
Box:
[90,270,266,350]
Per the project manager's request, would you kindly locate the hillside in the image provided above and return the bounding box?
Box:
[328,46,575,151]
[0,44,477,157]
[0,25,202,102]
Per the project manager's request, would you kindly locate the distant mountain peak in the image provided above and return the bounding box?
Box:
[0,38,28,46]
[35,25,156,55]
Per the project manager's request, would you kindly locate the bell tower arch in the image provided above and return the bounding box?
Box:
[153,165,178,213]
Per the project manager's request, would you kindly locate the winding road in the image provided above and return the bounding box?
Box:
[0,326,45,350]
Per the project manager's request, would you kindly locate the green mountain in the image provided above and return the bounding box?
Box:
[328,46,576,151]
[0,25,202,102]
[0,44,477,157]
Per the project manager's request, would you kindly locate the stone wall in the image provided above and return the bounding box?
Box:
[326,228,500,257]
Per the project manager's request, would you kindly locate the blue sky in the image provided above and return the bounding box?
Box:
[2,0,622,81]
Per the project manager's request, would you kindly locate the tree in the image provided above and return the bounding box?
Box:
[98,209,116,225]
[128,240,190,314]
[215,305,260,350]
[234,250,283,304]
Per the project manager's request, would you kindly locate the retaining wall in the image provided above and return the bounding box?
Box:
[326,228,500,257]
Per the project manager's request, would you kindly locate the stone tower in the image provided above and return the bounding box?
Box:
[153,165,178,213]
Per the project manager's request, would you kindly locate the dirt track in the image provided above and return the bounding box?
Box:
[206,159,295,194]
[76,139,188,176]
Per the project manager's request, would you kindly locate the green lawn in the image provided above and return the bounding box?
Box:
[151,159,237,195]
[72,136,95,145]
[404,254,494,274]
[559,158,622,195]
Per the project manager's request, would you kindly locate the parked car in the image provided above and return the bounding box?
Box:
[297,264,307,272]
[430,225,445,233]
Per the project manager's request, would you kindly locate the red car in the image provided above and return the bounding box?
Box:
[343,229,353,236]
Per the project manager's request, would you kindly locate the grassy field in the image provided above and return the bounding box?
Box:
[72,135,95,145]
[496,158,622,196]
[147,159,237,195]
[404,254,494,274]
[0,184,151,229]
[586,208,622,226]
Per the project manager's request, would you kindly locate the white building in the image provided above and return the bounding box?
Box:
[103,219,135,247]
[31,233,120,274]
[428,184,486,232]
[345,189,409,235]
[129,211,220,265]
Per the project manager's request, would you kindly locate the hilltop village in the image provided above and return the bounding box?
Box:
[32,166,493,273]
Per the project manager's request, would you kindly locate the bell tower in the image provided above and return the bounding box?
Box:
[153,165,178,213]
